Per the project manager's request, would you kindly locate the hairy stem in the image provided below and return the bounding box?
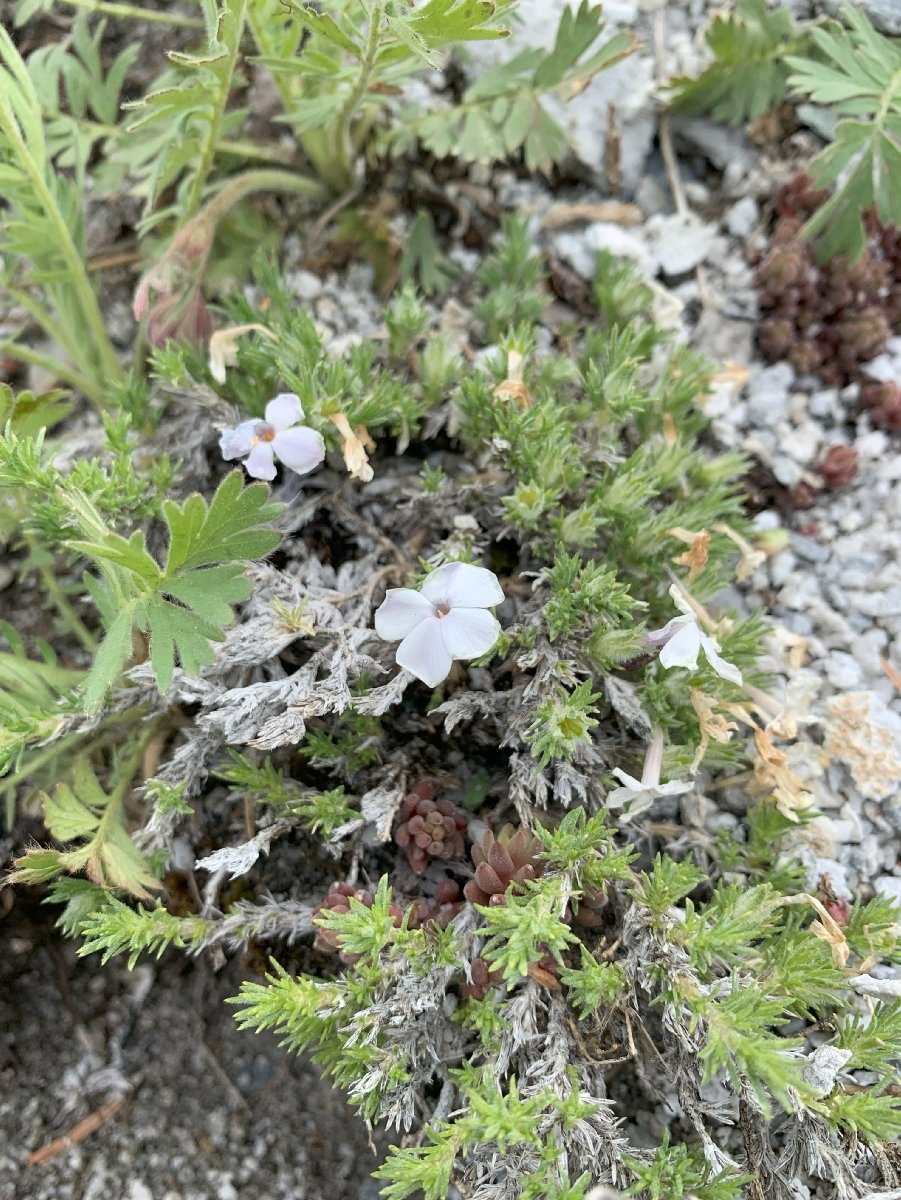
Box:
[0,109,123,390]
[332,0,386,189]
[244,0,354,194]
[200,166,328,226]
[182,0,249,221]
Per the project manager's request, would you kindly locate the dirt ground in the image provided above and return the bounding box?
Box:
[0,897,385,1200]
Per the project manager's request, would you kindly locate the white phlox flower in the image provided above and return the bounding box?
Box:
[219,392,325,482]
[606,727,694,819]
[374,562,504,687]
[647,585,742,685]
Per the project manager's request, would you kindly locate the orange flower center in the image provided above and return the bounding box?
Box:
[251,421,277,445]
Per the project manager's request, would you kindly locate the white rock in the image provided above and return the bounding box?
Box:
[769,550,797,588]
[807,857,853,899]
[874,875,901,906]
[746,363,794,423]
[291,270,323,302]
[752,510,782,532]
[860,351,901,382]
[856,430,889,458]
[822,651,864,690]
[725,196,759,239]
[800,1045,853,1097]
[771,454,803,487]
[646,212,718,276]
[553,224,657,280]
[779,423,821,463]
[634,174,669,216]
[850,629,890,677]
[670,116,755,172]
[808,388,841,420]
[837,803,864,843]
[822,0,901,35]
[125,1185,154,1200]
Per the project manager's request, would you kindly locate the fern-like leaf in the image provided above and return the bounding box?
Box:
[8,758,159,900]
[401,2,635,171]
[64,471,281,710]
[668,0,804,125]
[786,2,901,260]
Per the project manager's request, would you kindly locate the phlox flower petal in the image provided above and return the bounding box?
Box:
[609,769,644,793]
[374,562,505,686]
[272,426,326,476]
[245,442,277,481]
[658,620,702,671]
[422,562,504,608]
[606,771,694,817]
[220,420,258,460]
[374,589,436,641]
[439,608,501,659]
[700,633,743,685]
[396,619,454,688]
[266,392,304,430]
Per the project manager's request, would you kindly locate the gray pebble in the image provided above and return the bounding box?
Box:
[769,550,797,588]
[822,651,863,690]
[291,270,323,302]
[771,454,803,487]
[791,534,832,565]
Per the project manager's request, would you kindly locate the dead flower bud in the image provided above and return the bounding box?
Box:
[748,724,815,819]
[782,893,850,968]
[134,216,214,349]
[690,688,738,772]
[493,347,531,408]
[666,527,710,582]
[328,411,375,482]
[712,523,766,583]
[208,323,275,384]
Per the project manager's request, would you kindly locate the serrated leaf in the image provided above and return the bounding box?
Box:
[532,0,605,90]
[10,759,158,900]
[43,782,99,842]
[293,5,361,56]
[74,474,280,707]
[67,529,161,582]
[95,825,160,898]
[406,0,509,47]
[145,600,222,693]
[0,384,70,437]
[385,15,441,69]
[524,105,567,173]
[81,610,135,713]
[162,472,281,573]
[162,563,253,624]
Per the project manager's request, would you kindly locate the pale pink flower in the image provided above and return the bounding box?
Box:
[374,562,504,687]
[646,587,742,686]
[606,728,694,820]
[219,393,325,482]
